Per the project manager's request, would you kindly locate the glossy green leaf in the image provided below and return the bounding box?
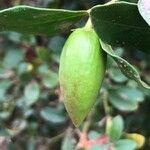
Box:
[3,49,24,69]
[90,145,104,150]
[27,138,36,150]
[0,5,87,35]
[125,133,145,149]
[0,112,10,120]
[117,87,144,102]
[0,129,10,137]
[0,80,13,101]
[48,36,65,53]
[138,0,150,26]
[61,134,75,150]
[38,65,58,88]
[7,32,36,44]
[90,1,150,53]
[110,67,128,83]
[43,71,58,88]
[40,107,66,124]
[115,139,137,150]
[90,143,112,150]
[106,116,124,141]
[88,131,101,140]
[24,81,40,106]
[109,95,138,111]
[17,62,33,74]
[109,88,139,111]
[100,40,150,90]
[36,47,51,62]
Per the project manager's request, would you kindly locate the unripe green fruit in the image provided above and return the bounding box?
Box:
[59,27,106,127]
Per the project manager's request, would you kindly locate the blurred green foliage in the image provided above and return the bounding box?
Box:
[0,0,150,150]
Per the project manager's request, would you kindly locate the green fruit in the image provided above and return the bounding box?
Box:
[59,27,106,127]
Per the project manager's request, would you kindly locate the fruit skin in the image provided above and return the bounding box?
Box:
[59,27,106,127]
